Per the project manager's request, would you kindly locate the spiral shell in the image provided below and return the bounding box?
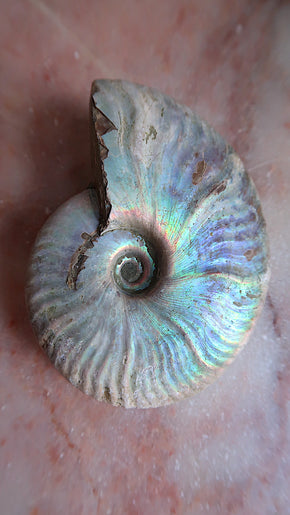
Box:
[27,80,269,408]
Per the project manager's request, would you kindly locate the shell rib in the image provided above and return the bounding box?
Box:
[27,80,269,408]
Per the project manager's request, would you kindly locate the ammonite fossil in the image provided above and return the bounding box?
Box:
[27,80,269,408]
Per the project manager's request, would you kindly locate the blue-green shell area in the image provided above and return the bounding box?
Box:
[27,80,269,408]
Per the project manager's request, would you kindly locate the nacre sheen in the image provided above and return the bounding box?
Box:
[27,80,269,408]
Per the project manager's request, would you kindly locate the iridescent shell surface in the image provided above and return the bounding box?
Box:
[27,80,269,408]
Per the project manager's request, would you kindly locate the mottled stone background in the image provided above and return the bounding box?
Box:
[0,1,289,514]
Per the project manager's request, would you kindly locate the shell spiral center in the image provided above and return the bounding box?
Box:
[111,232,158,295]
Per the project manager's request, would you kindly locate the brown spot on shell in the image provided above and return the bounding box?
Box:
[246,292,260,299]
[244,248,259,261]
[104,386,112,403]
[192,159,207,185]
[207,180,227,196]
[214,181,227,194]
[40,329,55,352]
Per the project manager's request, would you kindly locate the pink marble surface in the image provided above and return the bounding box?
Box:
[0,1,289,513]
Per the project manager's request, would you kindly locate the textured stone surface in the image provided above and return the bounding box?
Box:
[0,1,289,513]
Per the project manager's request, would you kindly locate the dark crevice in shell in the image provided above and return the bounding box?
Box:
[66,83,117,290]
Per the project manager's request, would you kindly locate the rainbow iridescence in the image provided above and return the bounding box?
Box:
[27,80,269,408]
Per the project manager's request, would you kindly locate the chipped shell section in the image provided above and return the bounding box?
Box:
[26,80,269,408]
